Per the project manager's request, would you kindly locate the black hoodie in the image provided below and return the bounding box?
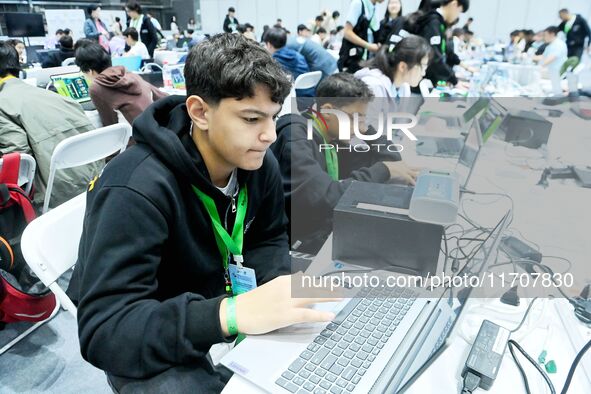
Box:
[271,114,399,254]
[405,10,458,85]
[67,95,290,381]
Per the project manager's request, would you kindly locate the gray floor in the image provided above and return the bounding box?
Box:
[0,304,111,393]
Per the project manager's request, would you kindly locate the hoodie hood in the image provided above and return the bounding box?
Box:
[405,10,444,34]
[354,67,392,87]
[418,10,445,30]
[94,66,143,95]
[132,95,249,197]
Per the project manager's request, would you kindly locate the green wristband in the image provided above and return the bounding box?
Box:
[226,296,239,336]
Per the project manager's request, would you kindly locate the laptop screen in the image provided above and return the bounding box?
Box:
[462,97,489,123]
[479,100,506,143]
[50,72,91,104]
[395,212,511,392]
[457,119,483,189]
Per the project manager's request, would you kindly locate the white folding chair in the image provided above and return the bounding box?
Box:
[288,71,323,114]
[0,153,36,195]
[419,79,434,97]
[140,62,163,72]
[21,192,86,318]
[43,123,132,213]
[294,70,323,91]
[61,57,76,67]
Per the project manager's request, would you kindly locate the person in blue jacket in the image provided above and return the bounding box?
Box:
[286,28,337,78]
[263,27,309,80]
[83,5,110,51]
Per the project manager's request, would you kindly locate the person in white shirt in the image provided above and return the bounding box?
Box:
[354,35,432,99]
[123,27,150,60]
[310,28,328,47]
[533,26,568,77]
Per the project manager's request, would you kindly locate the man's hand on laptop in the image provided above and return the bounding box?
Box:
[383,161,420,186]
[219,274,343,336]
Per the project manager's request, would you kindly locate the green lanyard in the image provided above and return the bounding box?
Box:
[305,111,339,181]
[440,24,447,54]
[314,127,339,181]
[192,184,248,295]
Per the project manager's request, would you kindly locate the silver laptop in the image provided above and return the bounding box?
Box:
[221,211,511,394]
[416,98,489,158]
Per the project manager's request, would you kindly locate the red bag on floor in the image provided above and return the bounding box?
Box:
[0,153,56,325]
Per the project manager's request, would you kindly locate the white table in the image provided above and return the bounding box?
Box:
[223,100,591,393]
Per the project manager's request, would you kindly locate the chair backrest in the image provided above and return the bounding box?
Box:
[140,62,163,72]
[294,71,322,90]
[112,56,142,72]
[419,79,434,97]
[61,57,76,67]
[0,153,36,195]
[21,192,86,317]
[277,83,296,118]
[43,123,132,213]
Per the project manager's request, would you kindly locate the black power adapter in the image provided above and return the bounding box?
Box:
[500,236,542,274]
[461,320,510,393]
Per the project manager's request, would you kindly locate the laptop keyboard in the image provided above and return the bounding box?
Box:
[275,287,417,394]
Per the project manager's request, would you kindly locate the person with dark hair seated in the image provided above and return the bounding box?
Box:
[42,35,75,68]
[355,35,432,99]
[263,27,309,80]
[66,33,338,393]
[122,27,150,59]
[271,73,418,254]
[0,41,101,208]
[75,42,166,126]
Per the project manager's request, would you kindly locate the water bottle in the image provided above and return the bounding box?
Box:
[162,61,173,89]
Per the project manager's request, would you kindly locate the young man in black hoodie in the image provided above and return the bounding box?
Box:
[67,34,339,393]
[272,73,419,254]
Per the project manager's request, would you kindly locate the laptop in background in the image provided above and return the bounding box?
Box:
[221,210,511,394]
[478,99,507,143]
[49,72,95,111]
[35,49,59,66]
[416,98,489,158]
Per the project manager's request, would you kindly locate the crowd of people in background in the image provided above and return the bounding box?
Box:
[2,0,591,208]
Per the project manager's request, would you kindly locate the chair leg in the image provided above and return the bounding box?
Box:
[0,299,61,355]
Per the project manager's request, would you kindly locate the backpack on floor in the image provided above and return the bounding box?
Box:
[0,153,56,326]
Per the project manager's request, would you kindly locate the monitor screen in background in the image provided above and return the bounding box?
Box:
[4,13,45,37]
[51,73,91,103]
[479,102,505,143]
[458,120,480,170]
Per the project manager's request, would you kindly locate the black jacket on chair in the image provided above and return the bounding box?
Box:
[41,47,75,68]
